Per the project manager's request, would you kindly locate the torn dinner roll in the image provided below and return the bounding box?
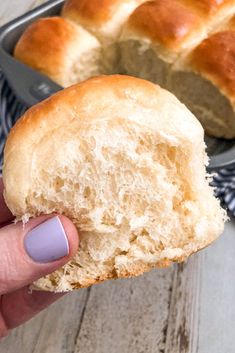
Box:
[3,75,225,292]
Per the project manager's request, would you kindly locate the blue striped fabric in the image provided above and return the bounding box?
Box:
[0,71,27,171]
[210,168,235,215]
[0,71,235,216]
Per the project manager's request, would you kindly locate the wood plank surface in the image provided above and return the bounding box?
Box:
[0,2,235,353]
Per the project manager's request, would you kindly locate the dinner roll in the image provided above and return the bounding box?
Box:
[119,0,204,87]
[14,17,102,87]
[3,75,225,292]
[61,0,146,73]
[181,0,235,30]
[169,31,235,138]
[119,0,235,84]
[61,0,145,44]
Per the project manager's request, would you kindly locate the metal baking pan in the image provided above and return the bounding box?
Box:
[0,0,235,171]
[0,0,63,106]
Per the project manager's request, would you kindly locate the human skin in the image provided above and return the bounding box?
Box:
[0,178,79,338]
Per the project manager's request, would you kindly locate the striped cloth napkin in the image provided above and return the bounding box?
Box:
[1,71,235,216]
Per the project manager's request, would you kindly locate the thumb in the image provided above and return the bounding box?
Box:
[0,215,79,295]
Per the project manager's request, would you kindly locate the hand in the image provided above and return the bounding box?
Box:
[0,178,79,338]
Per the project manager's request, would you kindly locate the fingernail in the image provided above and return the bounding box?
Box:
[24,216,69,263]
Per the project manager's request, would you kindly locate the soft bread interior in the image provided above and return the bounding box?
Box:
[58,26,102,87]
[100,42,121,75]
[27,122,220,291]
[119,39,170,87]
[169,70,235,139]
[3,76,225,292]
[66,46,102,87]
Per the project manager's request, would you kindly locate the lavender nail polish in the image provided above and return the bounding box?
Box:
[24,216,69,263]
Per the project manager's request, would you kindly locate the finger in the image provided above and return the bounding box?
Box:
[0,179,13,225]
[0,215,79,295]
[1,286,65,332]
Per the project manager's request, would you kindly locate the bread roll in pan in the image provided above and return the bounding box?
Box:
[0,0,234,171]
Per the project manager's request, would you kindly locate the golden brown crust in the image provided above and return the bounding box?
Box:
[5,75,162,147]
[62,0,125,25]
[14,17,79,83]
[32,260,166,291]
[61,0,146,43]
[32,259,173,291]
[33,232,216,292]
[190,31,235,104]
[32,217,221,292]
[33,251,194,292]
[224,14,235,30]
[127,0,202,51]
[4,74,202,167]
[180,0,234,16]
[34,232,216,292]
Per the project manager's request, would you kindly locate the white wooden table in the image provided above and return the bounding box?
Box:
[0,2,235,352]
